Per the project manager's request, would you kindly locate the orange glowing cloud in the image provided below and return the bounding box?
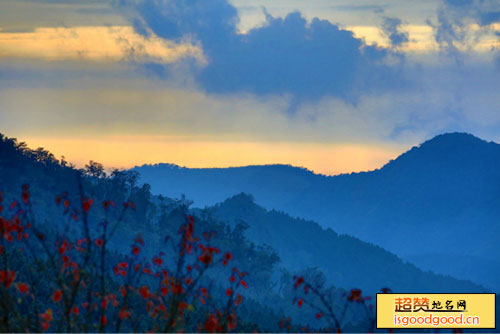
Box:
[348,23,500,53]
[0,26,205,63]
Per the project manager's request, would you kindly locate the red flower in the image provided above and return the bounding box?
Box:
[172,283,184,295]
[72,307,80,315]
[227,314,237,331]
[226,288,233,296]
[240,280,248,289]
[0,270,16,288]
[123,201,136,210]
[120,286,127,297]
[118,262,128,269]
[316,313,322,319]
[157,304,167,313]
[198,252,213,265]
[22,190,30,204]
[100,315,107,326]
[119,309,130,320]
[77,238,87,246]
[132,246,140,256]
[348,289,363,302]
[153,256,163,266]
[41,322,50,331]
[138,286,150,299]
[178,301,188,312]
[207,246,220,253]
[101,299,108,310]
[229,276,236,283]
[234,294,243,307]
[18,282,29,294]
[102,200,115,210]
[134,235,144,246]
[297,299,303,307]
[94,239,104,247]
[52,290,63,303]
[204,314,221,333]
[185,278,192,285]
[63,199,70,208]
[294,276,304,289]
[40,310,53,322]
[82,198,93,213]
[223,252,233,265]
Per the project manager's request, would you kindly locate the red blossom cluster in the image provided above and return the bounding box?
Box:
[0,270,16,288]
[0,184,246,333]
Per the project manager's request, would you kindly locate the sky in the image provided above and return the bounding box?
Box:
[0,0,499,175]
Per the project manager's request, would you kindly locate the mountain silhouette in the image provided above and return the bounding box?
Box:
[201,192,487,294]
[0,132,488,297]
[134,132,500,291]
[1,132,496,331]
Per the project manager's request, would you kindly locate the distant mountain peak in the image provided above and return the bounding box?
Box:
[216,193,263,212]
[381,132,498,172]
[223,193,256,205]
[420,132,487,148]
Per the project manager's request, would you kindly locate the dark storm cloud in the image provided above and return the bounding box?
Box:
[116,0,406,101]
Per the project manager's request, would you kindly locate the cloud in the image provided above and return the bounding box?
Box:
[0,26,205,64]
[1,0,500,176]
[117,0,406,102]
[2,56,499,146]
[1,46,500,174]
[0,0,126,32]
[381,17,409,47]
[429,0,500,57]
[330,4,387,14]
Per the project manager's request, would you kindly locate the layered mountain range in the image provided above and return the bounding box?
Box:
[134,133,500,291]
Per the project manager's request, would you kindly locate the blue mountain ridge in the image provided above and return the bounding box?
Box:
[133,132,500,291]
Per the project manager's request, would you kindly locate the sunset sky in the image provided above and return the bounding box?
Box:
[1,0,499,175]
